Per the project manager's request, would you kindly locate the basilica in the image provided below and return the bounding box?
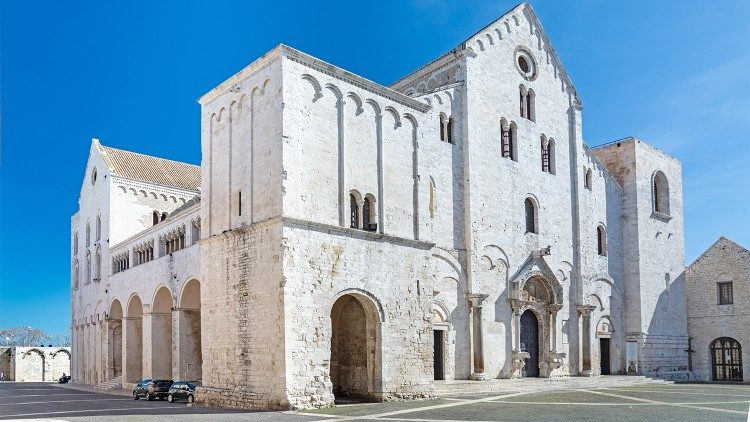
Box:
[70,3,694,409]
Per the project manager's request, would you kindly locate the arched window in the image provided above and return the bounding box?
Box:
[519,85,527,118]
[96,215,101,241]
[541,135,550,172]
[85,251,91,285]
[547,139,555,174]
[363,195,376,232]
[94,247,101,280]
[524,198,537,234]
[526,89,535,121]
[597,225,607,256]
[85,223,90,247]
[501,120,517,161]
[447,116,455,144]
[584,168,593,190]
[161,212,168,222]
[73,260,79,289]
[439,113,446,142]
[153,211,159,226]
[653,171,670,215]
[350,193,360,229]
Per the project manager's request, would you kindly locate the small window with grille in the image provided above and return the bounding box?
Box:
[717,281,733,305]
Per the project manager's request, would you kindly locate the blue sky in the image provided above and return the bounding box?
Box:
[1,1,748,333]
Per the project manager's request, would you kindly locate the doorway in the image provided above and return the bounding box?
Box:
[433,330,445,380]
[520,310,539,377]
[600,338,611,375]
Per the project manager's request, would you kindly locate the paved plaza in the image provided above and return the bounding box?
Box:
[0,378,748,421]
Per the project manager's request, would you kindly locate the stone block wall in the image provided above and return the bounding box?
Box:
[685,237,749,382]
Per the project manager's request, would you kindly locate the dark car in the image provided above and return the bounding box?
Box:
[132,379,174,401]
[167,381,196,404]
[57,374,70,384]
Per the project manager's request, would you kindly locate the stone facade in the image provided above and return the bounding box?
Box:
[71,2,694,410]
[0,347,71,382]
[685,237,749,382]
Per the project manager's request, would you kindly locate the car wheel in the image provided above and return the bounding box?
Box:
[167,394,174,403]
[146,394,154,401]
[187,394,194,404]
[133,391,139,400]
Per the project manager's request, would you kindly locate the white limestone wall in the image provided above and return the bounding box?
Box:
[13,347,71,382]
[282,223,434,408]
[595,139,689,376]
[461,8,579,377]
[71,143,111,385]
[282,56,426,240]
[108,178,197,246]
[199,50,283,238]
[686,238,749,382]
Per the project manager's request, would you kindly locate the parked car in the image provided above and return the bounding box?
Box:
[57,374,70,384]
[167,381,196,404]
[132,379,174,401]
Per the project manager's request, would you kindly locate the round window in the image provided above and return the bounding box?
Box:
[514,47,537,81]
[518,56,529,73]
[91,167,98,185]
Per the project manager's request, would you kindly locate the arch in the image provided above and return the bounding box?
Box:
[524,197,538,234]
[346,92,364,115]
[384,106,401,129]
[363,193,376,232]
[547,138,556,174]
[432,93,443,105]
[432,301,450,324]
[349,190,362,229]
[597,224,607,256]
[494,27,504,40]
[596,316,614,337]
[50,348,71,380]
[447,116,455,144]
[584,167,593,190]
[21,348,46,381]
[485,33,494,45]
[300,74,323,102]
[329,293,383,401]
[526,88,535,121]
[178,279,202,381]
[151,286,173,379]
[652,171,670,215]
[711,337,743,381]
[439,113,447,142]
[476,39,485,51]
[481,244,510,271]
[96,214,101,240]
[124,294,142,383]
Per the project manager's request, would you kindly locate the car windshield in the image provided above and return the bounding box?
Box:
[154,380,173,387]
[187,383,195,390]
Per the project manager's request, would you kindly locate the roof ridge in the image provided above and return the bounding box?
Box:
[100,144,199,169]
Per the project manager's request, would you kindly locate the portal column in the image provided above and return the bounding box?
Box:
[577,305,596,376]
[468,293,490,380]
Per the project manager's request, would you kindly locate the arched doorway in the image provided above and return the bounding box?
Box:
[520,310,539,377]
[108,300,123,380]
[125,295,143,383]
[21,349,45,381]
[151,287,173,379]
[178,279,202,381]
[711,337,743,381]
[330,294,382,402]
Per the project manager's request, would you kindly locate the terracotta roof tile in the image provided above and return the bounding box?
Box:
[99,145,201,192]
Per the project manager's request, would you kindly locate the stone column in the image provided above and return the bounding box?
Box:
[577,305,596,376]
[143,311,172,379]
[468,293,490,380]
[174,308,201,381]
[122,316,142,383]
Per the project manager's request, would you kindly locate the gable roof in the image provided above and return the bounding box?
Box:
[390,3,580,104]
[688,236,750,269]
[94,140,201,192]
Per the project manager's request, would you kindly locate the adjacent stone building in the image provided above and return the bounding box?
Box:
[70,3,693,410]
[0,347,71,382]
[686,237,748,382]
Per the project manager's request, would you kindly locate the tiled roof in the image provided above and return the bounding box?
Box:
[99,144,201,192]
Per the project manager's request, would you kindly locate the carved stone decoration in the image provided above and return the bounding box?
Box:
[508,259,567,378]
